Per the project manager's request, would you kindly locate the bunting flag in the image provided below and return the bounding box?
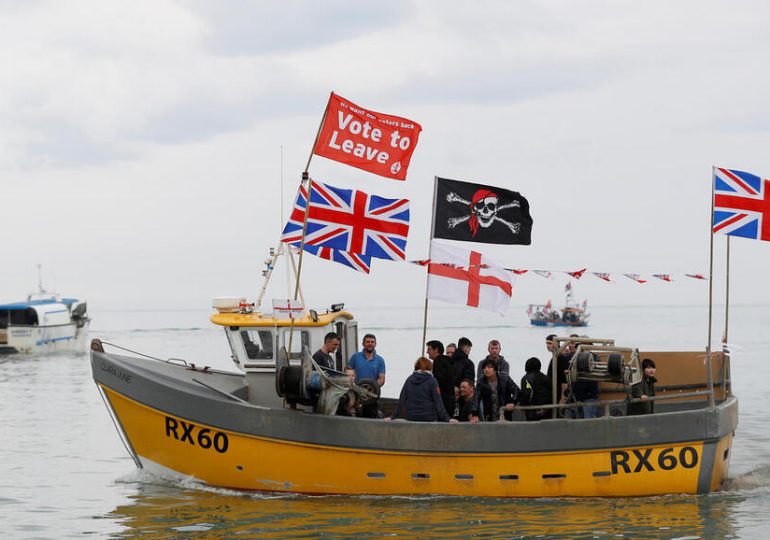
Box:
[312,92,422,181]
[282,181,410,260]
[297,244,371,273]
[409,259,707,283]
[566,268,587,279]
[432,177,533,245]
[712,167,770,242]
[427,241,513,314]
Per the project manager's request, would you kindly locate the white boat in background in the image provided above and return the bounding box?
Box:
[0,286,90,354]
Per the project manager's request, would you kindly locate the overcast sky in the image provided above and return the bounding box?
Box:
[2,0,770,316]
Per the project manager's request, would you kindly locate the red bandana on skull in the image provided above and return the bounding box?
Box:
[469,189,497,236]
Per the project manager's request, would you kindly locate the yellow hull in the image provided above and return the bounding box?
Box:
[103,385,732,497]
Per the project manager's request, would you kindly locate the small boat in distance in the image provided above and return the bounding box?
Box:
[528,282,589,327]
[0,270,90,354]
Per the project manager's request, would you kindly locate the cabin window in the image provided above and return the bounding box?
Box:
[0,309,38,328]
[283,330,311,360]
[240,330,274,360]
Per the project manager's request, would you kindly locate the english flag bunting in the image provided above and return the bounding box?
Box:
[566,268,587,279]
[592,272,612,282]
[281,181,410,261]
[652,274,672,282]
[312,92,422,181]
[427,241,513,314]
[713,167,770,242]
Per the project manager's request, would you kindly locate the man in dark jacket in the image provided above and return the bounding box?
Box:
[426,340,456,418]
[544,334,571,405]
[471,358,520,422]
[628,358,657,415]
[451,337,476,389]
[520,357,553,421]
[387,357,458,423]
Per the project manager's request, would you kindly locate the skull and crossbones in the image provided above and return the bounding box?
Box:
[446,189,521,236]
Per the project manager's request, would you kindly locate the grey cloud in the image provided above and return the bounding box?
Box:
[22,121,136,169]
[402,56,627,107]
[191,0,412,55]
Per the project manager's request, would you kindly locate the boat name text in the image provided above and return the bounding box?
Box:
[100,362,131,383]
[165,417,229,453]
[610,446,699,475]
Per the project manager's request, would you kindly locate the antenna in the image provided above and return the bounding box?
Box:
[280,145,284,228]
[37,263,44,294]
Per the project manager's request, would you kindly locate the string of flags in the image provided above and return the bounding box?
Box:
[410,261,709,283]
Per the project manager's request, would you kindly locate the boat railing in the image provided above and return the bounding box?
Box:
[503,389,716,421]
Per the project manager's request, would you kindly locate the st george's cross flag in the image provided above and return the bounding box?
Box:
[312,92,422,181]
[427,241,513,314]
[281,181,410,261]
[713,167,770,242]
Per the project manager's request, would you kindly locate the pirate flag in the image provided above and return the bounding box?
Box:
[432,177,533,245]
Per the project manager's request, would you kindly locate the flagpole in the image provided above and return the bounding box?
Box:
[421,176,440,353]
[293,93,332,303]
[706,167,716,408]
[303,93,331,174]
[724,235,730,346]
[293,173,312,302]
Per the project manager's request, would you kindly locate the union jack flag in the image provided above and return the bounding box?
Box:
[296,244,371,273]
[281,181,410,260]
[713,167,770,242]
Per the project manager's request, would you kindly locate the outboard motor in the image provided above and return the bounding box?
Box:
[71,302,88,327]
[275,346,378,415]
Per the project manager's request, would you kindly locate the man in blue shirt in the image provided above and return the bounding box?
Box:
[347,333,386,388]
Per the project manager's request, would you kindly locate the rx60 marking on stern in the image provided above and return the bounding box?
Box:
[165,416,229,453]
[610,446,699,474]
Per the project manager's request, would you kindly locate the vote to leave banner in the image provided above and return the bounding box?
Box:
[313,92,422,181]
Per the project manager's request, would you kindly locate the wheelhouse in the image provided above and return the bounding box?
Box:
[210,299,358,370]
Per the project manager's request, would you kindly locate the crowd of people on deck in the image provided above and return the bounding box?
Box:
[312,331,656,423]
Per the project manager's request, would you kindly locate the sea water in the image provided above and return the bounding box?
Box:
[1,304,769,539]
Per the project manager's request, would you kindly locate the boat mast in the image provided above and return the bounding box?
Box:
[705,167,716,408]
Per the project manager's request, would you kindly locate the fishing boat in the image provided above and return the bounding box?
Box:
[528,283,589,327]
[89,96,737,497]
[0,280,90,354]
[90,246,736,497]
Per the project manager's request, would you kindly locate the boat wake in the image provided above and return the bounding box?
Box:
[723,465,770,492]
